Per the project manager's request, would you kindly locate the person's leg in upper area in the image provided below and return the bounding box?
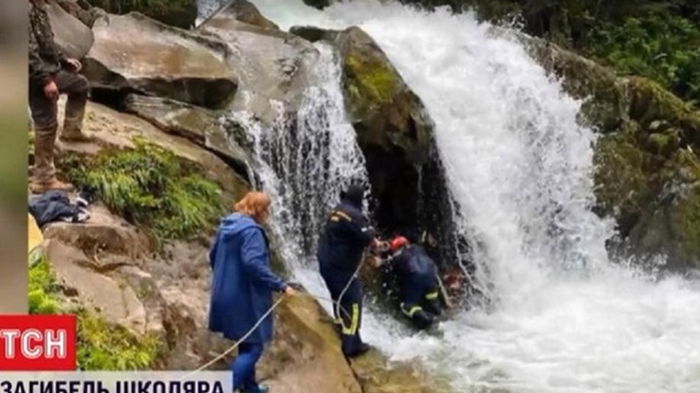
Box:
[56,71,92,142]
[232,342,265,393]
[29,83,72,193]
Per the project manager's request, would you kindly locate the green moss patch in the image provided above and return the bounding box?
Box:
[29,256,161,370]
[345,54,398,108]
[594,132,652,220]
[28,255,61,315]
[675,187,700,262]
[76,312,160,371]
[62,138,224,241]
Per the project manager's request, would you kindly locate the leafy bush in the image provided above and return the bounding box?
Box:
[399,1,700,106]
[28,256,161,370]
[64,139,223,241]
[587,13,700,106]
[76,312,160,371]
[28,255,61,315]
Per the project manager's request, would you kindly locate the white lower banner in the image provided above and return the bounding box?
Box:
[0,372,232,393]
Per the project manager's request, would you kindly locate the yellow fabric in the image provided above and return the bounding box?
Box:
[332,210,352,222]
[401,303,423,317]
[341,303,360,335]
[28,214,43,253]
[425,290,440,300]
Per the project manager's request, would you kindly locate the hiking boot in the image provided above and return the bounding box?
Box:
[59,130,94,143]
[29,178,74,194]
[344,342,371,358]
[243,384,269,393]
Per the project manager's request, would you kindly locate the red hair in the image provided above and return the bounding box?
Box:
[234,191,270,222]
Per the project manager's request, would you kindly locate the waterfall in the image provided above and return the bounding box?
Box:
[221,43,370,298]
[203,0,700,391]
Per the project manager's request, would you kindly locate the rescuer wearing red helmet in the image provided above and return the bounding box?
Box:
[378,235,443,329]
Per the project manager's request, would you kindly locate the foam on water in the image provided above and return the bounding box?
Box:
[203,0,700,391]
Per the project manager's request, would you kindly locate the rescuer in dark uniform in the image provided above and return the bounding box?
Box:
[379,236,443,329]
[317,184,383,358]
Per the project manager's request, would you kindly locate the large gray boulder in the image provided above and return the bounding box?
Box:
[83,13,238,109]
[46,0,94,59]
[123,94,250,175]
[199,3,319,125]
[197,0,279,30]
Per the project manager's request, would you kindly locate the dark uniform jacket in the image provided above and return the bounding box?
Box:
[387,244,438,285]
[317,200,375,274]
[29,2,64,87]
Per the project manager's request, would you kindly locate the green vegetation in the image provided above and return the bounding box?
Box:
[400,0,700,106]
[76,312,160,371]
[28,255,61,315]
[28,256,161,370]
[63,139,224,241]
[587,14,700,106]
[346,54,398,106]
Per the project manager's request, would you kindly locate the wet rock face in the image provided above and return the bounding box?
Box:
[199,4,319,125]
[83,13,238,109]
[525,36,700,270]
[302,26,458,258]
[210,0,280,30]
[46,0,94,59]
[336,27,433,166]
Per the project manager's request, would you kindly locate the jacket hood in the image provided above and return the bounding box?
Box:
[340,184,365,208]
[219,213,260,236]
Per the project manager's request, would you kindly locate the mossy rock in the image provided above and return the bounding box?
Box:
[593,129,653,235]
[625,77,700,150]
[335,26,432,162]
[344,53,400,117]
[29,255,161,370]
[524,34,700,269]
[520,33,629,132]
[673,184,700,267]
[646,131,681,157]
[61,139,225,242]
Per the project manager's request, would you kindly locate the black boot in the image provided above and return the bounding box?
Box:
[410,310,435,330]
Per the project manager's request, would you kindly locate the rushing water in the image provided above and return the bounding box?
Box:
[221,42,370,295]
[204,0,700,392]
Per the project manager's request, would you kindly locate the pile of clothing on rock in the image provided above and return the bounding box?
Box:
[29,189,92,228]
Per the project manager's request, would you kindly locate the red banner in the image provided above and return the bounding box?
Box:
[0,315,76,370]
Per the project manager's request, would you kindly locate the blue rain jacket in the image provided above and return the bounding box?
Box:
[208,213,287,343]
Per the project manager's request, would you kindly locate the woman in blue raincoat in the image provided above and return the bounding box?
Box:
[209,191,295,393]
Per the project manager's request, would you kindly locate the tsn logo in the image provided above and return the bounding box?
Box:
[0,315,76,370]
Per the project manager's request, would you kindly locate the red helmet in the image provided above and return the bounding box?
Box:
[390,236,409,252]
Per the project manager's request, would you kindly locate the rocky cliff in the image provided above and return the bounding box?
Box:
[35,1,453,391]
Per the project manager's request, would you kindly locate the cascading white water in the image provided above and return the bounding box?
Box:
[221,43,370,299]
[217,1,700,392]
